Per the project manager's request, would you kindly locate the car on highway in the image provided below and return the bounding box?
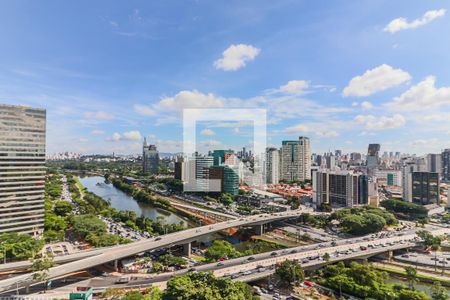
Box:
[114,276,129,284]
[257,267,266,272]
[271,252,278,256]
[248,256,255,261]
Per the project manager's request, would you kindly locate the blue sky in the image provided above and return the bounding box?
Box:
[1,0,450,155]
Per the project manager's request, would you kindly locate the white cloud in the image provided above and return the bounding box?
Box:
[158,90,224,111]
[91,129,105,135]
[343,64,411,97]
[388,76,450,111]
[122,131,142,140]
[83,111,114,120]
[384,9,446,33]
[108,132,122,142]
[361,101,374,109]
[214,44,260,71]
[278,80,309,94]
[107,130,142,142]
[354,114,406,129]
[285,124,310,134]
[79,138,88,143]
[200,128,215,136]
[134,104,157,116]
[284,121,347,138]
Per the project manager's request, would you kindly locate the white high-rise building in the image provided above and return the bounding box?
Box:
[281,136,311,182]
[0,104,46,235]
[265,147,280,184]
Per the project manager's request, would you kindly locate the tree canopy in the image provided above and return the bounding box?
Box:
[381,199,428,220]
[163,272,258,300]
[275,260,304,287]
[0,233,44,261]
[205,240,240,261]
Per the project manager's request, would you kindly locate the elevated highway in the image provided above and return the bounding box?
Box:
[0,209,317,291]
[31,226,449,294]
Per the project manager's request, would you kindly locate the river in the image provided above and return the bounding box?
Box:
[386,277,450,295]
[79,176,189,226]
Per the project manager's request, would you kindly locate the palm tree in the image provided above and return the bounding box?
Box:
[404,266,418,289]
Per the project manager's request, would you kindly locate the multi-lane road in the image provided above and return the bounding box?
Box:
[40,225,449,294]
[0,210,324,292]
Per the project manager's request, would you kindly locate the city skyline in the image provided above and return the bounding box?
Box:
[1,1,450,155]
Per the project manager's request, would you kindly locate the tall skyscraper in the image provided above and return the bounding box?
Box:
[265,147,280,184]
[313,169,370,208]
[442,149,450,181]
[281,136,311,182]
[367,143,380,169]
[0,104,46,235]
[325,153,336,169]
[426,153,441,175]
[401,160,417,202]
[142,138,159,175]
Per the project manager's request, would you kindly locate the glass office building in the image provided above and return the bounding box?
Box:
[411,172,439,205]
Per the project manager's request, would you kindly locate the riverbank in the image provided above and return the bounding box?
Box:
[374,263,450,287]
[107,177,204,226]
[80,176,190,226]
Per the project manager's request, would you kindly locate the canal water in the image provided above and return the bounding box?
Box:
[79,176,189,226]
[386,277,450,295]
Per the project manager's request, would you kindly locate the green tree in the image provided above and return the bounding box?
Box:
[53,201,73,216]
[122,291,147,300]
[219,193,234,206]
[397,289,431,300]
[162,272,257,300]
[31,255,54,292]
[381,199,428,220]
[152,262,164,273]
[431,281,449,300]
[275,260,304,287]
[417,230,443,249]
[71,214,107,238]
[404,266,418,289]
[158,254,187,267]
[205,240,240,261]
[0,233,44,261]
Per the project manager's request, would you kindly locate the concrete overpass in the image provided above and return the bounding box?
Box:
[28,226,449,295]
[0,209,327,274]
[0,210,318,292]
